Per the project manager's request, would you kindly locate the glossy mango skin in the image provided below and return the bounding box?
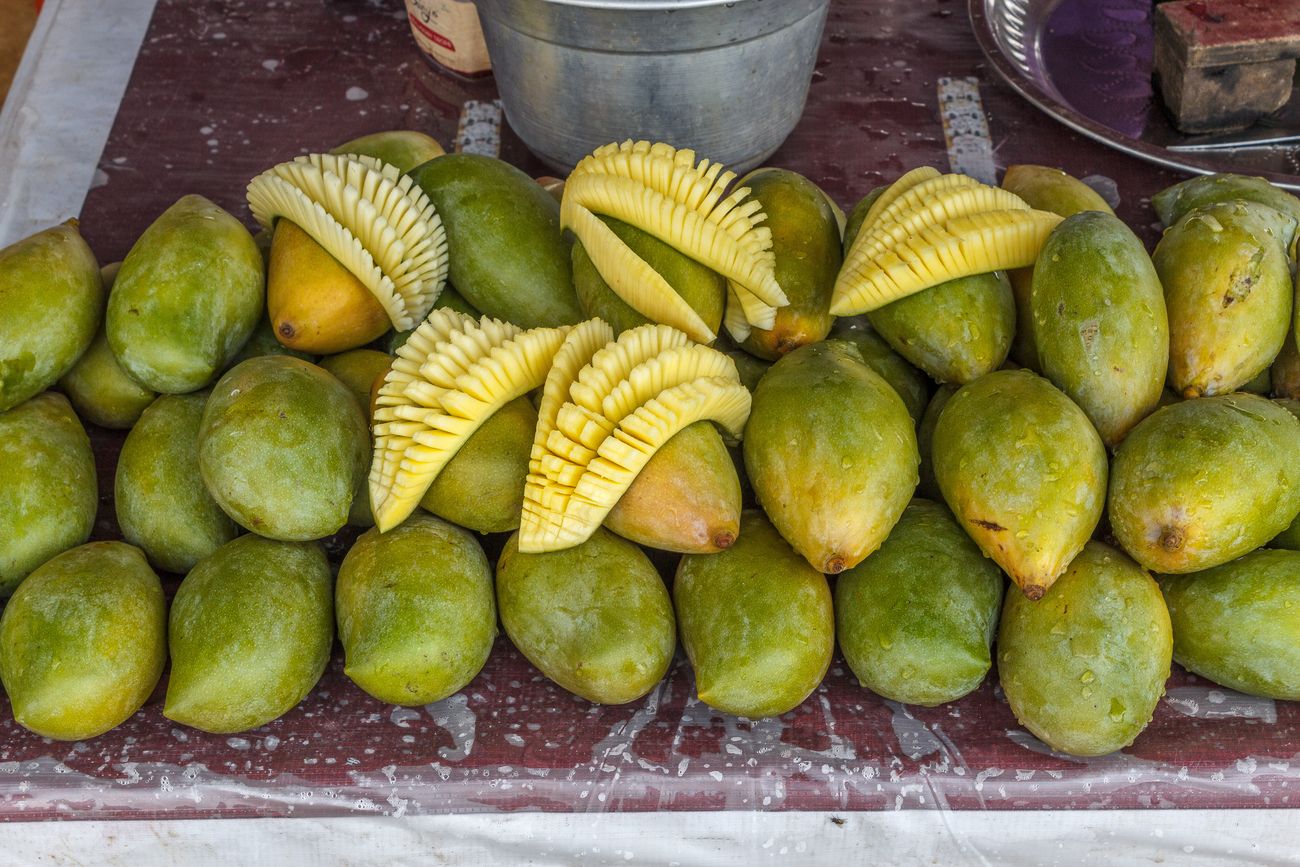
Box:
[933,369,1107,599]
[0,223,103,411]
[572,215,724,338]
[1154,201,1295,398]
[915,384,957,503]
[496,529,675,705]
[331,130,445,173]
[998,541,1172,757]
[675,511,834,718]
[744,340,918,573]
[225,316,316,370]
[1271,326,1300,399]
[867,271,1016,385]
[410,154,582,328]
[165,535,333,733]
[420,396,536,534]
[337,514,495,705]
[1031,211,1168,447]
[198,356,369,541]
[108,195,264,393]
[829,318,931,423]
[1160,550,1300,700]
[1109,393,1300,574]
[319,349,392,415]
[0,393,97,595]
[836,499,1003,706]
[1270,399,1300,548]
[1152,173,1300,238]
[116,393,239,574]
[0,542,166,740]
[737,168,841,360]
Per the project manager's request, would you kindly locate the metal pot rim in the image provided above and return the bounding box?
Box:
[534,0,749,10]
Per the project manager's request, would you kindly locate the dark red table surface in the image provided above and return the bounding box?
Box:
[3,0,1295,821]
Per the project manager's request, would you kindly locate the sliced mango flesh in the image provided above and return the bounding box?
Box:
[861,165,942,227]
[561,140,786,342]
[369,310,568,531]
[247,153,448,330]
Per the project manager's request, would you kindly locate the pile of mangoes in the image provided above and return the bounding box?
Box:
[0,128,1297,759]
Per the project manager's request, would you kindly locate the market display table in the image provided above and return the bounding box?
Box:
[1,0,1296,846]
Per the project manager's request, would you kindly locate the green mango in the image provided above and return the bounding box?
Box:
[319,348,391,413]
[386,285,480,353]
[1160,550,1300,700]
[1007,268,1041,373]
[720,346,771,394]
[744,341,917,573]
[198,356,369,540]
[1272,325,1300,399]
[933,369,1107,599]
[116,393,240,573]
[496,528,675,704]
[1154,201,1295,397]
[226,317,316,369]
[841,186,887,254]
[420,396,536,534]
[0,223,103,411]
[867,271,1015,385]
[1031,211,1168,447]
[108,195,264,393]
[1110,393,1300,573]
[165,535,332,733]
[829,319,930,422]
[572,215,724,338]
[1241,366,1272,394]
[0,393,97,595]
[0,542,166,740]
[836,499,1003,706]
[331,130,444,173]
[1271,399,1300,549]
[604,420,741,553]
[1152,174,1300,241]
[1000,165,1115,218]
[916,384,958,501]
[998,541,1172,757]
[736,169,840,360]
[675,510,834,717]
[410,154,581,328]
[337,514,495,705]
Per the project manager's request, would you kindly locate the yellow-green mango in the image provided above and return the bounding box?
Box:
[836,499,1003,706]
[108,195,264,393]
[1154,201,1295,397]
[59,262,155,428]
[337,514,495,705]
[675,511,833,718]
[165,535,332,733]
[743,341,917,573]
[720,345,771,394]
[0,223,103,411]
[998,541,1172,757]
[571,215,724,338]
[1272,325,1300,399]
[116,393,239,573]
[737,168,840,359]
[320,349,392,413]
[841,186,886,254]
[226,316,316,370]
[1160,550,1300,700]
[496,528,675,705]
[0,542,165,740]
[1109,393,1300,573]
[867,271,1015,385]
[1271,399,1300,549]
[829,318,931,422]
[916,384,958,501]
[410,154,581,328]
[331,130,445,173]
[1153,173,1300,241]
[0,393,96,595]
[198,356,368,540]
[605,420,741,553]
[420,396,536,534]
[1031,211,1168,447]
[933,369,1107,599]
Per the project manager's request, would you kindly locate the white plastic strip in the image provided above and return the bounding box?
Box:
[455,98,502,157]
[937,76,997,186]
[0,0,158,247]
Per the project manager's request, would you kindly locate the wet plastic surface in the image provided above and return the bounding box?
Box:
[2,0,1295,822]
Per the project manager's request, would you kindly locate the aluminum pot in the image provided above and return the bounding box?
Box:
[474,0,830,174]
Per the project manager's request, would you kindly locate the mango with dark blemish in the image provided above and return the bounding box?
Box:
[1031,211,1167,447]
[337,513,495,705]
[933,369,1107,599]
[0,542,166,740]
[165,535,332,733]
[198,356,368,541]
[998,541,1171,757]
[1154,200,1295,398]
[1109,393,1300,573]
[1152,173,1300,242]
[225,316,316,370]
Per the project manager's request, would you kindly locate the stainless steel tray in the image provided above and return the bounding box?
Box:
[970,0,1300,190]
